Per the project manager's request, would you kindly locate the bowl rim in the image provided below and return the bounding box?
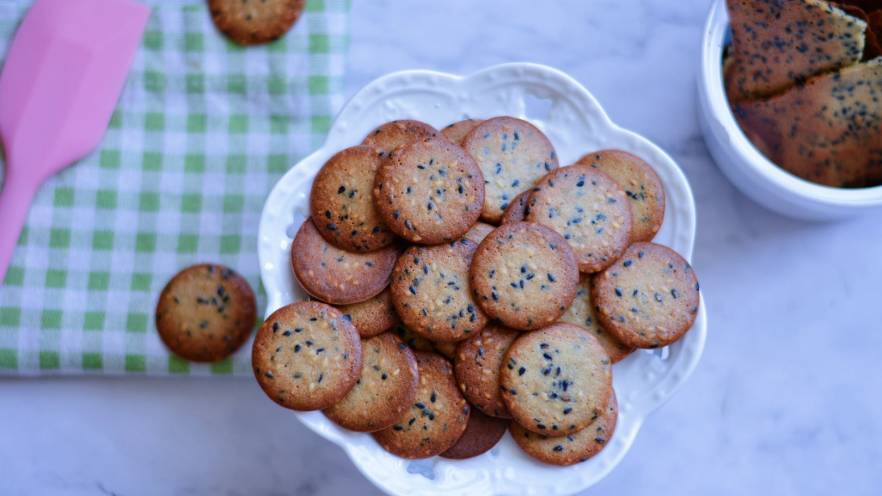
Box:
[700,0,882,206]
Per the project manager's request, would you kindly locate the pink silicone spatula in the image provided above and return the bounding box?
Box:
[0,0,148,282]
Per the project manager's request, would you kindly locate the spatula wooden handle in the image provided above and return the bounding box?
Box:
[0,164,38,283]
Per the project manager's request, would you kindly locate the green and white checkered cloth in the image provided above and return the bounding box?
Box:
[0,0,350,376]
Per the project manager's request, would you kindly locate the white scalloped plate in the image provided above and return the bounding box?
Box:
[257,63,707,496]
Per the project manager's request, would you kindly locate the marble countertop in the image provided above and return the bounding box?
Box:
[3,0,881,494]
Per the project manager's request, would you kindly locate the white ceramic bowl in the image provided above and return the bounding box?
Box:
[698,0,882,220]
[258,63,707,495]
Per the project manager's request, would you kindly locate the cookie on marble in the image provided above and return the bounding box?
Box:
[252,301,362,411]
[209,0,304,45]
[290,219,399,305]
[511,391,618,466]
[373,137,485,244]
[577,149,665,243]
[310,145,396,252]
[526,164,632,273]
[462,222,495,244]
[470,222,579,330]
[441,409,509,460]
[592,242,700,349]
[499,323,612,436]
[337,289,399,338]
[390,239,488,342]
[453,323,520,418]
[500,190,531,224]
[559,275,633,363]
[461,117,559,223]
[441,118,484,145]
[373,352,471,459]
[155,264,256,362]
[324,332,420,432]
[362,119,438,158]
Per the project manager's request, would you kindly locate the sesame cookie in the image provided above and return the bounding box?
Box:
[324,332,420,432]
[310,145,395,252]
[526,164,632,273]
[373,137,485,244]
[470,222,579,330]
[337,289,399,338]
[577,150,665,243]
[733,59,882,187]
[726,0,866,100]
[441,118,483,145]
[373,352,471,459]
[252,302,362,411]
[441,409,509,460]
[461,117,559,223]
[391,324,435,353]
[290,219,399,305]
[390,240,488,342]
[453,323,520,418]
[500,190,531,224]
[209,0,304,45]
[592,243,700,349]
[499,323,612,436]
[362,119,438,158]
[155,264,256,362]
[511,392,618,466]
[432,340,458,360]
[559,275,633,363]
[463,222,495,244]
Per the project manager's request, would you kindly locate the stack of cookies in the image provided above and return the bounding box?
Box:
[251,116,701,466]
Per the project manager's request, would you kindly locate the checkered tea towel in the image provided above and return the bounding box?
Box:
[0,0,350,376]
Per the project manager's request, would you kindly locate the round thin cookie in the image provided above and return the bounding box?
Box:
[310,145,395,252]
[373,352,470,459]
[337,289,399,338]
[209,0,304,46]
[290,219,399,305]
[500,323,612,436]
[577,149,665,243]
[559,275,633,363]
[500,190,531,224]
[432,340,457,360]
[592,242,700,349]
[526,164,632,273]
[470,222,579,330]
[462,117,559,223]
[252,302,362,411]
[390,240,488,342]
[373,137,484,244]
[441,118,483,145]
[453,323,520,418]
[324,332,419,432]
[156,264,256,362]
[511,392,618,466]
[440,409,509,460]
[362,120,438,158]
[391,325,435,353]
[462,222,495,244]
